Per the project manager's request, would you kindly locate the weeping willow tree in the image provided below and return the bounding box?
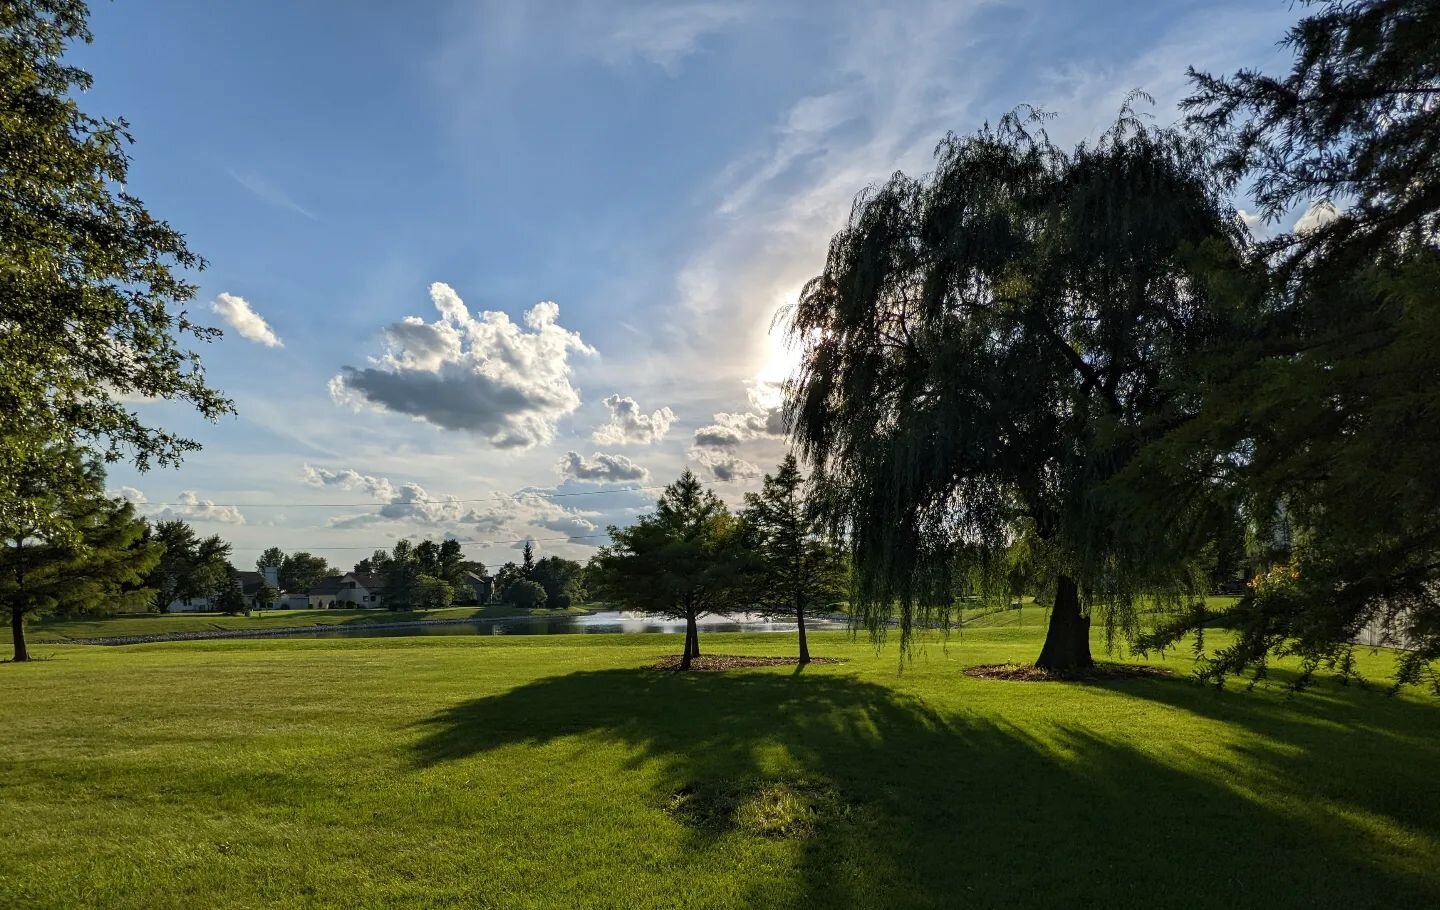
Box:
[785,105,1250,671]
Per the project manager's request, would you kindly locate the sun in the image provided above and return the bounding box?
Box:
[755,285,805,387]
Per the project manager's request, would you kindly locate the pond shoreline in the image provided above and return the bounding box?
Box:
[52,610,602,647]
[52,608,856,646]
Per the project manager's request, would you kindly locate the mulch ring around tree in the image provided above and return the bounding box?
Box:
[651,655,847,672]
[963,662,1175,682]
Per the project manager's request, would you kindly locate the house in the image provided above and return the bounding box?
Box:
[169,566,279,612]
[459,570,492,604]
[307,572,384,609]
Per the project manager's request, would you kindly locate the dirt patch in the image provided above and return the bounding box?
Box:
[666,779,855,838]
[650,654,845,672]
[963,662,1175,682]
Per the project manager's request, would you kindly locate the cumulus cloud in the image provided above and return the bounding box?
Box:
[330,283,595,449]
[107,486,147,505]
[689,447,760,482]
[302,464,598,538]
[593,394,675,445]
[693,382,787,448]
[1294,200,1340,235]
[152,491,246,525]
[558,451,650,484]
[211,293,283,347]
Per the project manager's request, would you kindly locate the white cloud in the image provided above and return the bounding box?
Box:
[211,293,284,348]
[558,451,650,483]
[330,283,595,449]
[694,393,784,449]
[688,447,760,482]
[107,486,147,505]
[1294,200,1340,235]
[152,491,246,525]
[303,464,598,538]
[593,394,675,445]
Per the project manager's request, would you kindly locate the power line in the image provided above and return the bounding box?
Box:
[144,484,673,509]
[224,532,616,552]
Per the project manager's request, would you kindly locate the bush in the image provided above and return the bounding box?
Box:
[549,592,572,610]
[504,579,546,610]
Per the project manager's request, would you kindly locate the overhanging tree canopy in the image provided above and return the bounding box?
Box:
[786,106,1250,670]
[1131,0,1440,688]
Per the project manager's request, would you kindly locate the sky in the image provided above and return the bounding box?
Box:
[79,0,1304,570]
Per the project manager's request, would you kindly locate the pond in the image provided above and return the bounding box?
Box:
[260,610,852,640]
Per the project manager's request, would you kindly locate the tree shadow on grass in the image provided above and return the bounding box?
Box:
[412,667,1440,909]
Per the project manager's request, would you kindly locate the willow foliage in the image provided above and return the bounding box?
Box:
[786,105,1249,661]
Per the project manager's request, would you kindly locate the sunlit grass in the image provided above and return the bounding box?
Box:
[1,624,1435,908]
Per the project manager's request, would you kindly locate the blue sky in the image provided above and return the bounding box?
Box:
[81,0,1301,568]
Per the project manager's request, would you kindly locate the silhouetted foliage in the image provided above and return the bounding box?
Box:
[1129,0,1440,689]
[787,104,1246,670]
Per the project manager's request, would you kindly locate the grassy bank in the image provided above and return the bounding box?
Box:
[25,604,593,643]
[1,625,1436,908]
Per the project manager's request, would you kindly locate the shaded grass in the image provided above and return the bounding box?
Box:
[25,603,591,643]
[1,626,1436,908]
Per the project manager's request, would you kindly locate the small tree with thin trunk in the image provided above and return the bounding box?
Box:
[740,455,848,664]
[593,471,745,669]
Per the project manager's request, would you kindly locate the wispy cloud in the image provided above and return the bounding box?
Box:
[229,169,318,220]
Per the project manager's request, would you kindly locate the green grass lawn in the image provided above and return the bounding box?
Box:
[2,625,1436,909]
[25,604,592,643]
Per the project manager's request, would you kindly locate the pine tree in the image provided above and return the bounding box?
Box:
[1136,0,1440,688]
[740,455,848,664]
[593,471,746,669]
[1,446,158,661]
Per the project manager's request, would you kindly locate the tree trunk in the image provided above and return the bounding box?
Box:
[688,612,700,658]
[680,612,696,670]
[1035,574,1091,672]
[11,607,29,663]
[796,603,810,664]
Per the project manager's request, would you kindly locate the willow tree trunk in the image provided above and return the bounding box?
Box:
[1035,574,1091,671]
[11,607,28,663]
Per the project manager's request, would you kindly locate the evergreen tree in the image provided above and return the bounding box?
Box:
[740,455,848,664]
[380,539,419,610]
[438,539,467,589]
[592,471,746,669]
[1,1,231,540]
[1134,0,1440,687]
[414,540,442,578]
[787,105,1246,670]
[521,540,536,577]
[213,567,248,616]
[142,520,231,614]
[1,447,158,661]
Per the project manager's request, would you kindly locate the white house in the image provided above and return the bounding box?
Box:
[168,566,279,612]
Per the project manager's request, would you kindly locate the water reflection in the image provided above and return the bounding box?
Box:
[266,610,851,640]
